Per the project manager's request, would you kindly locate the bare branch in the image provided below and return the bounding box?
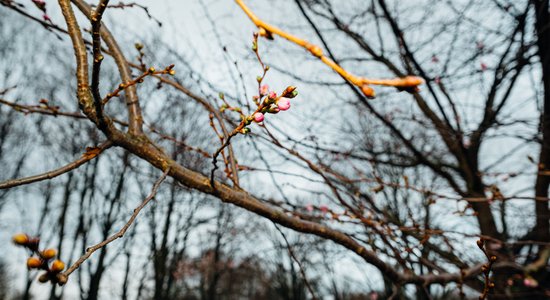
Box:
[0,141,112,189]
[58,167,170,284]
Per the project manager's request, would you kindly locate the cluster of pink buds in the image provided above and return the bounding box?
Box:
[247,85,298,126]
[13,233,67,284]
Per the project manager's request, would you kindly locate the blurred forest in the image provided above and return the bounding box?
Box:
[0,0,549,299]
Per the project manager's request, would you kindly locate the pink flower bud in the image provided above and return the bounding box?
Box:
[43,14,51,21]
[524,277,538,288]
[277,98,290,111]
[480,62,488,71]
[260,85,269,96]
[306,204,313,212]
[268,91,277,99]
[320,205,328,213]
[253,112,264,122]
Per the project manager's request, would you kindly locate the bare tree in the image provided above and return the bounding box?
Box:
[1,0,549,299]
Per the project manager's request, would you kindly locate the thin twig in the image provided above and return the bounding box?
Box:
[273,223,318,300]
[0,97,129,127]
[58,167,170,284]
[0,141,112,189]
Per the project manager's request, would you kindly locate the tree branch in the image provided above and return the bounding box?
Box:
[0,141,112,189]
[58,167,169,284]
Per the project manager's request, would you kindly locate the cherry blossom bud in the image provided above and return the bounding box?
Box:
[306,204,313,212]
[524,277,538,288]
[50,260,65,273]
[260,85,269,96]
[42,249,57,260]
[281,86,297,98]
[320,205,329,213]
[43,14,51,22]
[32,0,46,11]
[480,62,488,71]
[267,104,280,114]
[27,257,42,269]
[13,233,29,246]
[253,112,264,122]
[268,91,277,100]
[277,98,290,111]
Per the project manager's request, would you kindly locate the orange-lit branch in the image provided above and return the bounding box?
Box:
[235,0,423,98]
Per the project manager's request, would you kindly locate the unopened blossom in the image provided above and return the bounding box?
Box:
[277,98,290,111]
[260,84,269,96]
[524,277,538,288]
[253,112,264,122]
[32,0,46,9]
[268,91,277,99]
[480,62,488,71]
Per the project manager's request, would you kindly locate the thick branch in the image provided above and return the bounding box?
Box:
[72,0,144,136]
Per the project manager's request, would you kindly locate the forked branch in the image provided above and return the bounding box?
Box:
[234,0,423,98]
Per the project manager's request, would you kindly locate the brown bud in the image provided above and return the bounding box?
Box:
[361,85,376,99]
[38,272,50,283]
[27,257,42,269]
[42,249,57,260]
[281,86,297,98]
[490,255,497,262]
[476,239,484,249]
[50,260,65,273]
[13,233,29,246]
